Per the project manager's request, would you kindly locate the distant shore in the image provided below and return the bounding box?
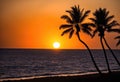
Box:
[2,71,120,82]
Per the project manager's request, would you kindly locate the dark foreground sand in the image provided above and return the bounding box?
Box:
[2,71,120,82]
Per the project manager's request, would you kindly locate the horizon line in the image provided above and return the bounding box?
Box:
[0,48,119,50]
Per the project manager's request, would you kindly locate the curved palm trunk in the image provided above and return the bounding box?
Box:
[100,37,111,73]
[103,37,120,67]
[76,33,102,74]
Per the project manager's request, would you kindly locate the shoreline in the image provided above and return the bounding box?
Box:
[0,72,98,81]
[1,71,120,82]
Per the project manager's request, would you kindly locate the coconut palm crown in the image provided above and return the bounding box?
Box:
[59,5,93,38]
[89,8,120,37]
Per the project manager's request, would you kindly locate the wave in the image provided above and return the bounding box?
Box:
[1,69,120,82]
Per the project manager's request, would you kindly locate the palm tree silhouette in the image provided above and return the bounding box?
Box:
[89,8,120,73]
[115,35,120,46]
[59,5,101,74]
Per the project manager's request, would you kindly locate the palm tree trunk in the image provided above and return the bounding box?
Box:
[76,33,102,74]
[100,37,111,73]
[103,37,120,67]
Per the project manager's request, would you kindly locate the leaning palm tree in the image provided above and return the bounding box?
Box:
[59,5,101,74]
[115,35,120,46]
[89,8,120,73]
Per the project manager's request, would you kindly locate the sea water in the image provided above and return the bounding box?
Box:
[0,49,120,80]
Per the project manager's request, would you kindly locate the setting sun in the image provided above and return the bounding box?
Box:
[53,42,60,49]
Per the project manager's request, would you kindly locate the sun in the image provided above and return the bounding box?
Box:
[53,42,60,49]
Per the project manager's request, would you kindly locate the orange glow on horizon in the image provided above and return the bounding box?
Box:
[0,0,120,49]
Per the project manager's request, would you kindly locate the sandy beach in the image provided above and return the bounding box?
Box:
[2,71,120,82]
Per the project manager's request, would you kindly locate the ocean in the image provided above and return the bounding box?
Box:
[0,49,120,81]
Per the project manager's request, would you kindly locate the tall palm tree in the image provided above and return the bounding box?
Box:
[115,35,120,46]
[89,8,120,73]
[59,5,101,74]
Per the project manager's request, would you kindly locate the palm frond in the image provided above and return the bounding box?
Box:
[93,8,108,25]
[61,15,73,23]
[107,28,120,33]
[80,10,91,23]
[104,10,109,18]
[69,30,74,39]
[115,36,120,39]
[66,5,82,23]
[82,23,92,31]
[80,8,84,18]
[105,15,114,23]
[59,24,72,29]
[72,5,81,22]
[82,23,92,36]
[116,40,120,46]
[61,28,73,36]
[115,36,120,46]
[82,28,92,36]
[107,21,119,29]
[92,29,98,38]
[66,10,74,18]
[85,23,96,27]
[89,18,97,24]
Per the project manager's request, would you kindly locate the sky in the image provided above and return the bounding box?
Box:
[0,0,120,49]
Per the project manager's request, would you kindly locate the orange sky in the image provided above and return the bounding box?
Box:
[0,0,120,49]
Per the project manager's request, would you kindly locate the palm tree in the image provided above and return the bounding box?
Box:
[115,35,120,46]
[89,8,120,73]
[59,5,101,74]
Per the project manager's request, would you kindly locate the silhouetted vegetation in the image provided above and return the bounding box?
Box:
[115,35,120,46]
[59,5,120,74]
[89,8,120,73]
[59,5,101,74]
